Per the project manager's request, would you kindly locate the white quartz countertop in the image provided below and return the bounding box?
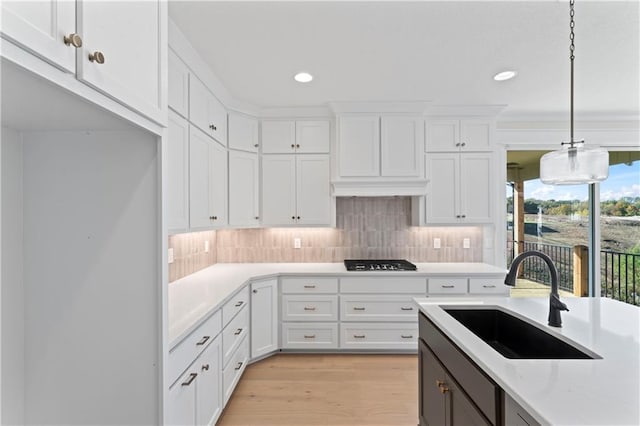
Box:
[168,262,506,347]
[415,297,640,425]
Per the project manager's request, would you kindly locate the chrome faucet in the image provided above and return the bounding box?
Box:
[504,250,569,327]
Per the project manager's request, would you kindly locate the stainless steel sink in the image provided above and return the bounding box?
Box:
[443,308,599,359]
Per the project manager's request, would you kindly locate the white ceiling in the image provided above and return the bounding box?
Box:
[169,1,639,118]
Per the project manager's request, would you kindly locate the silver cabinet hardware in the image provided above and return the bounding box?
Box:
[181,373,197,386]
[353,334,366,339]
[483,285,496,288]
[401,335,414,339]
[201,364,210,371]
[353,307,366,311]
[234,362,243,371]
[235,301,244,307]
[196,335,210,346]
[303,306,316,311]
[63,33,82,48]
[401,307,414,311]
[303,285,316,289]
[303,334,316,339]
[442,285,455,288]
[234,328,243,335]
[88,51,105,64]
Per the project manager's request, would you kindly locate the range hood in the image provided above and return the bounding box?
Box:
[331,179,428,197]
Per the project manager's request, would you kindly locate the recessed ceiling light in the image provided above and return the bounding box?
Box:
[294,72,313,83]
[493,70,517,81]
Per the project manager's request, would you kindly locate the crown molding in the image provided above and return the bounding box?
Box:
[329,101,432,115]
[332,179,428,197]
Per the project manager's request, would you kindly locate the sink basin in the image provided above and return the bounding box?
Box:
[444,308,598,359]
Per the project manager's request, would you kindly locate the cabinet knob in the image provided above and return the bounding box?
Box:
[63,33,83,48]
[296,144,300,148]
[209,216,215,220]
[252,289,258,293]
[461,214,466,219]
[255,216,259,220]
[455,143,460,147]
[439,385,449,394]
[88,51,105,64]
[456,215,461,218]
[254,144,259,148]
[297,216,300,220]
[291,144,295,149]
[209,124,217,131]
[461,142,466,147]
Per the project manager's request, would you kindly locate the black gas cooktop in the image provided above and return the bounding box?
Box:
[344,259,417,271]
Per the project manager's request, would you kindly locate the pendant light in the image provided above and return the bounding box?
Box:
[539,0,609,185]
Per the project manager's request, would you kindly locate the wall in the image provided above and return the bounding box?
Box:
[169,197,483,282]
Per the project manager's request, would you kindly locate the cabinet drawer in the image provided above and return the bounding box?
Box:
[469,278,509,295]
[281,323,338,349]
[419,313,498,423]
[340,277,427,294]
[222,335,249,404]
[222,287,249,326]
[340,295,420,322]
[428,278,468,295]
[340,323,418,350]
[282,295,338,321]
[281,277,338,294]
[168,310,222,386]
[222,305,249,367]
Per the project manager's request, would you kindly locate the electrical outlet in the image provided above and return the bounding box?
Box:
[433,238,441,249]
[294,238,302,249]
[204,240,210,253]
[463,238,471,249]
[168,248,174,264]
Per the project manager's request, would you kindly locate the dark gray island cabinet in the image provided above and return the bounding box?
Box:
[419,313,539,426]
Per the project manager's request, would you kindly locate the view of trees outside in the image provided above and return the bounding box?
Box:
[507,160,640,305]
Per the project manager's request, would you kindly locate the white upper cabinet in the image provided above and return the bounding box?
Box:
[338,116,380,177]
[168,48,189,119]
[261,120,330,154]
[261,155,331,226]
[380,116,424,177]
[189,75,227,145]
[228,113,259,153]
[167,111,190,231]
[228,150,260,227]
[459,153,493,223]
[426,119,492,152]
[1,0,77,73]
[76,0,166,124]
[189,126,227,229]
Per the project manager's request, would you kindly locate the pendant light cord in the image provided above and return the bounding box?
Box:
[570,0,575,143]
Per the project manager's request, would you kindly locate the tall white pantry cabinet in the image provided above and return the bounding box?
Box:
[1,1,167,425]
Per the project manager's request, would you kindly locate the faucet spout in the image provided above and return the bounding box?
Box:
[504,250,569,327]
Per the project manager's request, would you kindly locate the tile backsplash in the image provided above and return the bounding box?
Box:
[169,197,483,282]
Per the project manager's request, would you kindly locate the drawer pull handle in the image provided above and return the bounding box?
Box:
[234,328,243,335]
[181,373,197,386]
[303,285,316,289]
[483,285,496,288]
[400,307,414,311]
[442,285,455,289]
[436,380,445,387]
[439,385,449,394]
[353,307,366,311]
[235,301,244,307]
[209,124,217,131]
[196,336,210,346]
[235,362,243,371]
[353,334,366,339]
[304,306,316,311]
[304,334,316,339]
[202,364,210,371]
[401,335,414,339]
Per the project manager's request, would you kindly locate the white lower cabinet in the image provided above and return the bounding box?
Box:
[167,335,222,426]
[251,279,279,358]
[428,278,468,295]
[340,323,418,350]
[222,306,249,366]
[222,335,250,404]
[340,295,421,322]
[281,295,339,322]
[281,323,339,349]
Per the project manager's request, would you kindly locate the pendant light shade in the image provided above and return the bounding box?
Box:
[540,144,609,185]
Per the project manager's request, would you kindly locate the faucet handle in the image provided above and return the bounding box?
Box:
[550,293,569,312]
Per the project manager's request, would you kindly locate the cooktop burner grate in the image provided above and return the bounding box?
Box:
[344,259,417,271]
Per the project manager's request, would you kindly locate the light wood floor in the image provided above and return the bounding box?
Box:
[217,354,418,426]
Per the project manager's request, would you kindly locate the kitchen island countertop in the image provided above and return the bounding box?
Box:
[415,296,640,426]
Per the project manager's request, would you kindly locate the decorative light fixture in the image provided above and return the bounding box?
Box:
[493,70,517,81]
[294,72,313,83]
[540,0,609,185]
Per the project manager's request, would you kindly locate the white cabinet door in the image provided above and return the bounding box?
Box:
[228,113,259,153]
[381,116,424,177]
[251,279,279,359]
[261,155,296,226]
[1,0,76,73]
[166,369,197,426]
[296,120,330,153]
[425,119,459,152]
[168,48,189,118]
[228,150,259,227]
[189,75,227,145]
[209,139,228,227]
[167,111,190,231]
[261,120,295,154]
[76,0,165,123]
[425,153,459,223]
[338,116,380,177]
[459,153,492,223]
[196,337,222,426]
[460,120,492,151]
[296,155,331,226]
